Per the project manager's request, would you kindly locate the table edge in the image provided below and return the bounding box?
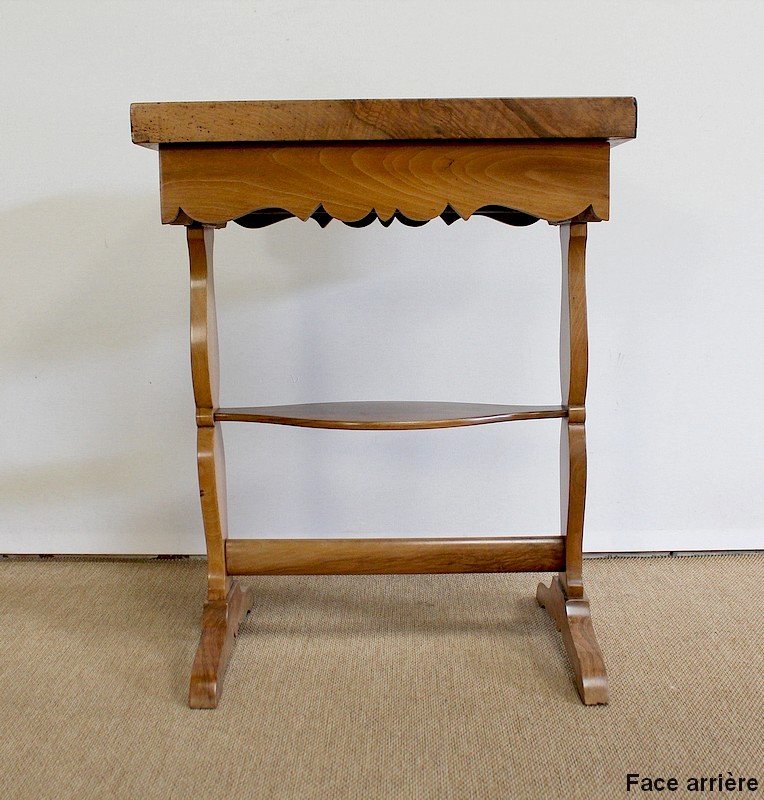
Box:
[130,96,638,146]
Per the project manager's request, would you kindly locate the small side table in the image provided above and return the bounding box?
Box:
[131,97,637,708]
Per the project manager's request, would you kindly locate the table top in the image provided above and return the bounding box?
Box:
[131,97,637,147]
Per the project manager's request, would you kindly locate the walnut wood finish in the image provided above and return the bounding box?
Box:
[536,576,608,705]
[226,537,565,576]
[188,580,254,709]
[559,222,588,599]
[132,97,635,707]
[215,402,566,429]
[188,225,253,707]
[131,97,637,146]
[188,226,228,601]
[535,222,608,702]
[159,140,610,226]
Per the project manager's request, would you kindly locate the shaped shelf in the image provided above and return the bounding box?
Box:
[214,401,566,430]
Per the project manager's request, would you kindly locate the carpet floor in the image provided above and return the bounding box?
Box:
[1,554,762,799]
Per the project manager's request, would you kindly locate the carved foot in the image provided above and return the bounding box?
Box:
[189,579,254,709]
[536,575,609,705]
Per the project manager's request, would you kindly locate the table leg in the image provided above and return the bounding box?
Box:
[536,576,608,704]
[189,580,255,708]
[186,224,252,708]
[536,222,608,704]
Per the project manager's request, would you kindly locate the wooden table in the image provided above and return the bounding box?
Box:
[131,97,637,708]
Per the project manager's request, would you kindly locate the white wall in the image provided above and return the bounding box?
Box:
[2,0,762,554]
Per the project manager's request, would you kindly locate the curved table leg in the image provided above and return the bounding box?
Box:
[541,222,607,705]
[189,580,255,709]
[536,575,608,704]
[187,223,253,709]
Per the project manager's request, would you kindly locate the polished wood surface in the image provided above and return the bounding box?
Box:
[559,222,588,599]
[132,96,635,707]
[226,537,565,576]
[535,220,608,701]
[536,576,608,705]
[533,221,604,699]
[215,402,566,430]
[131,97,637,146]
[189,226,219,418]
[159,140,610,226]
[188,226,229,601]
[188,580,254,709]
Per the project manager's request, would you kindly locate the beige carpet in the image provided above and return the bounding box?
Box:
[1,554,762,800]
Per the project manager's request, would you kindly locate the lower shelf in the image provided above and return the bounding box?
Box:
[214,401,566,430]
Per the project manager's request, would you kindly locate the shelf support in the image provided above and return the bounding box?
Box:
[187,224,253,708]
[226,537,565,575]
[537,222,608,704]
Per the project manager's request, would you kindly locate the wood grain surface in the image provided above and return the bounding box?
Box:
[131,97,637,146]
[215,402,566,430]
[558,223,588,598]
[188,580,255,709]
[188,226,229,601]
[159,140,610,226]
[536,575,608,705]
[136,96,635,708]
[225,537,565,576]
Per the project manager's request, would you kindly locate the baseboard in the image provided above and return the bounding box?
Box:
[3,549,761,561]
